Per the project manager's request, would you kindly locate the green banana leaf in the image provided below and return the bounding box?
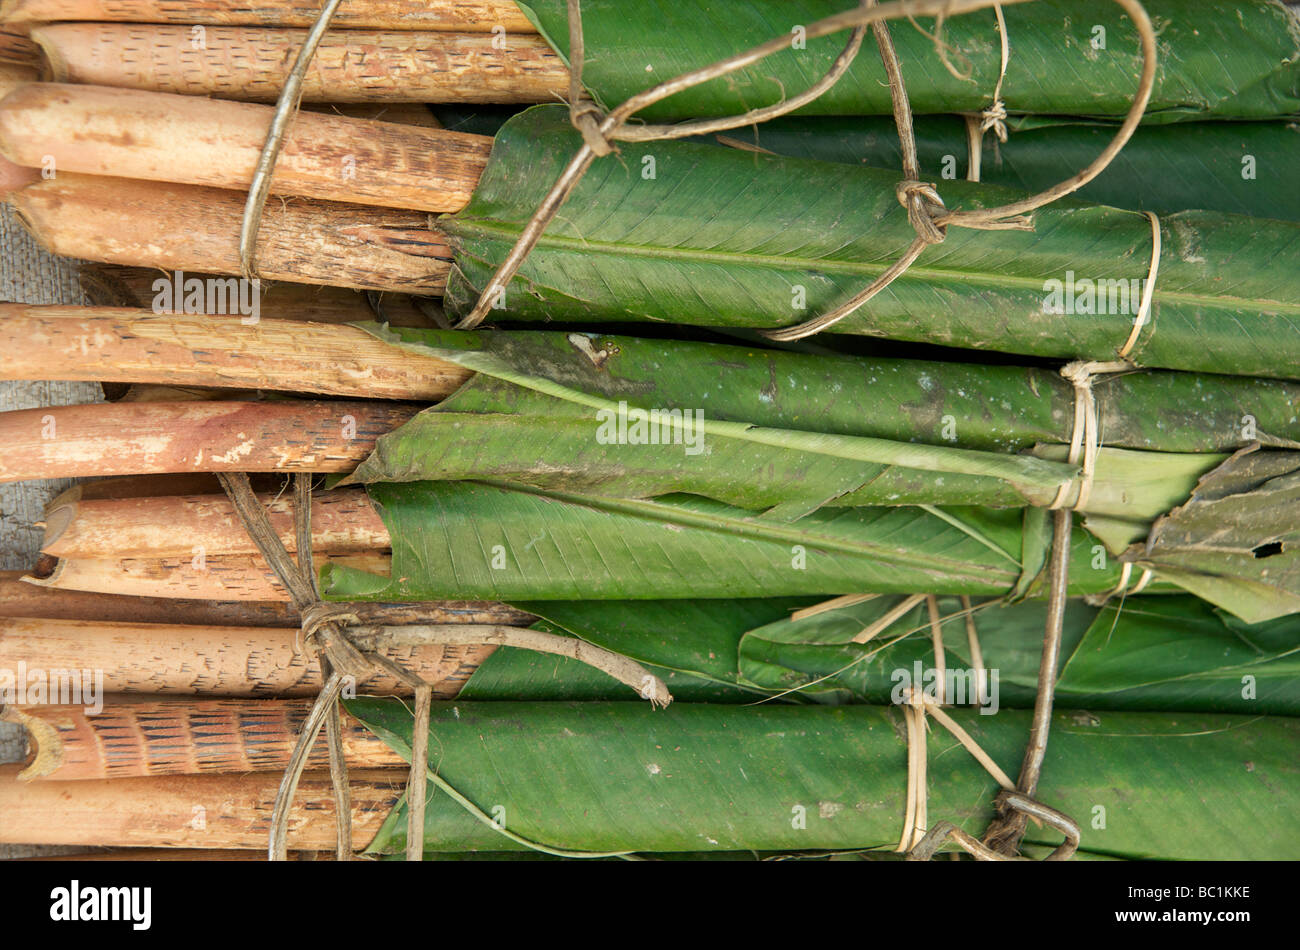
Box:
[320,481,1155,603]
[517,0,1300,122]
[356,322,1300,454]
[336,324,1300,618]
[348,324,1261,516]
[345,697,1300,859]
[457,594,1300,715]
[344,327,1082,513]
[321,476,1300,620]
[461,598,816,703]
[737,594,1300,715]
[716,116,1300,222]
[441,106,1300,380]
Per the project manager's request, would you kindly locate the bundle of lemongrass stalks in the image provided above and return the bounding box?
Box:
[4,0,1300,863]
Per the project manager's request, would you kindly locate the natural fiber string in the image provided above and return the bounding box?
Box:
[1090,560,1154,604]
[237,0,345,280]
[926,594,946,705]
[978,347,1158,854]
[790,592,880,620]
[763,0,1157,341]
[1118,210,1163,358]
[960,595,988,703]
[894,686,1018,853]
[974,355,1154,854]
[1047,359,1130,510]
[217,471,673,861]
[1042,214,1165,510]
[456,0,871,329]
[852,592,926,643]
[909,791,1079,861]
[776,592,1015,854]
[963,3,1009,183]
[458,0,1158,338]
[895,596,1005,851]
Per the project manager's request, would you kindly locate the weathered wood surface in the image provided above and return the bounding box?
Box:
[0,306,471,399]
[29,550,394,599]
[0,763,403,849]
[8,698,410,780]
[34,24,567,103]
[0,399,418,483]
[76,262,440,325]
[0,615,501,695]
[43,486,391,559]
[6,173,453,292]
[0,0,535,31]
[0,570,299,624]
[0,83,491,211]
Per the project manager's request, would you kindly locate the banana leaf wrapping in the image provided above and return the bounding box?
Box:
[321,481,1145,601]
[517,0,1300,123]
[718,116,1300,222]
[344,697,1300,859]
[458,595,1300,716]
[329,326,1300,621]
[440,106,1300,380]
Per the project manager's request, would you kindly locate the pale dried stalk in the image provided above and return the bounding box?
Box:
[28,551,393,600]
[304,102,444,127]
[0,83,490,211]
[0,0,536,31]
[0,569,299,625]
[30,848,328,860]
[42,486,391,559]
[76,263,438,326]
[34,24,567,103]
[6,172,452,293]
[0,153,36,190]
[0,763,403,850]
[405,685,433,860]
[0,307,472,399]
[0,62,37,96]
[0,25,39,67]
[356,624,673,708]
[7,697,408,781]
[0,398,418,483]
[0,613,509,695]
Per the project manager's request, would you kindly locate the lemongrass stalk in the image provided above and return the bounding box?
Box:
[0,0,535,31]
[5,172,451,292]
[33,24,566,103]
[42,485,390,559]
[0,83,491,211]
[0,307,471,399]
[0,399,418,483]
[0,570,299,624]
[8,698,407,780]
[0,764,401,850]
[27,551,393,600]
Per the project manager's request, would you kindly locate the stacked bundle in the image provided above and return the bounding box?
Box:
[1,0,1298,861]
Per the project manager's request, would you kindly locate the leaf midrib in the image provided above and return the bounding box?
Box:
[477,479,1020,585]
[447,218,1300,315]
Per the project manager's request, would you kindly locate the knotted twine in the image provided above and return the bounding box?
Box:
[962,2,1009,183]
[792,592,1038,857]
[218,472,671,860]
[451,0,1158,345]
